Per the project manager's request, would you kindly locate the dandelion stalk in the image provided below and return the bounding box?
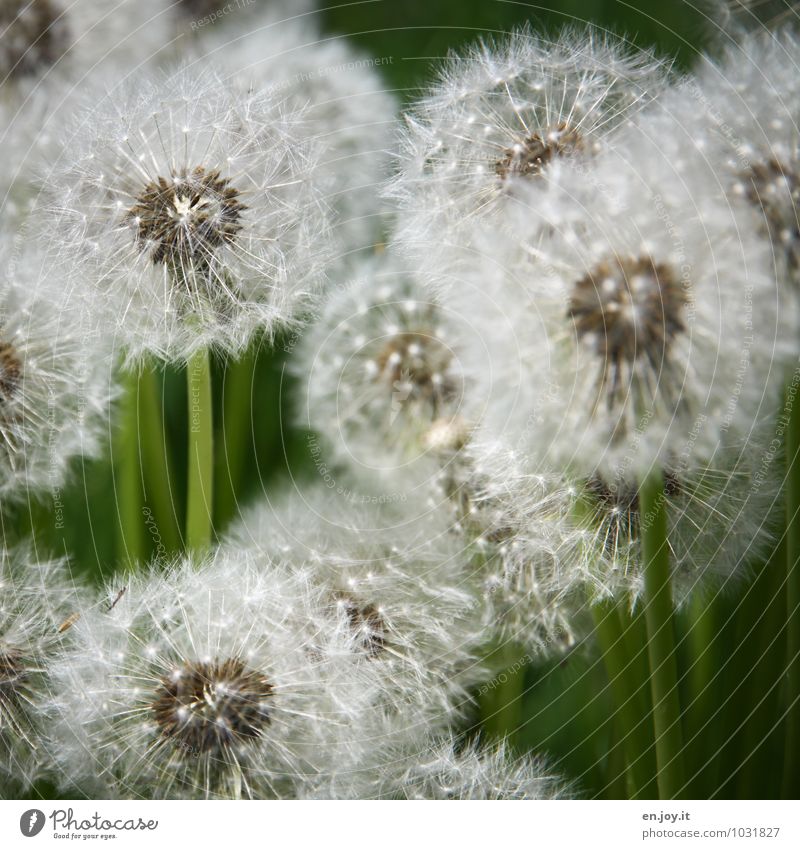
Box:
[784,369,800,797]
[116,369,144,566]
[215,347,257,528]
[591,601,657,799]
[186,348,214,553]
[640,469,685,799]
[139,365,181,553]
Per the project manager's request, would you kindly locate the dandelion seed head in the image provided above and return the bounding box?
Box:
[296,254,468,493]
[388,25,670,277]
[151,658,274,755]
[445,108,789,483]
[568,255,688,411]
[227,488,487,725]
[46,548,388,799]
[349,735,572,800]
[128,167,246,271]
[47,62,331,363]
[0,550,85,792]
[0,239,112,501]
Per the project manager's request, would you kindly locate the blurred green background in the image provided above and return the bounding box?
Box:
[10,0,796,799]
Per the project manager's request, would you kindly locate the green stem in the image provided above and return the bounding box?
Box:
[591,601,658,798]
[186,348,214,554]
[784,370,800,798]
[604,716,630,799]
[116,369,144,567]
[139,366,181,554]
[685,593,721,796]
[215,348,256,529]
[493,656,525,747]
[640,469,686,799]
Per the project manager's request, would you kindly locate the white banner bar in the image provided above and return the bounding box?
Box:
[0,800,796,848]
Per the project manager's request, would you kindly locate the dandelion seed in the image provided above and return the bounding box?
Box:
[445,115,788,483]
[46,548,387,799]
[0,238,112,501]
[388,25,670,275]
[296,254,467,493]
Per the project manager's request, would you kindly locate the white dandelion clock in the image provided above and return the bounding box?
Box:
[450,115,787,485]
[0,238,112,501]
[565,424,781,606]
[46,548,386,799]
[47,62,331,364]
[227,488,486,726]
[0,549,85,796]
[297,254,470,496]
[388,25,670,277]
[354,735,571,800]
[200,15,398,259]
[681,28,800,300]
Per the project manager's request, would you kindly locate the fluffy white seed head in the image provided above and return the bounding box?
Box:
[568,435,780,607]
[46,548,389,799]
[296,253,472,496]
[680,28,800,307]
[45,62,331,364]
[226,487,488,727]
[447,109,788,484]
[0,236,112,502]
[0,548,86,794]
[347,734,571,799]
[389,24,671,279]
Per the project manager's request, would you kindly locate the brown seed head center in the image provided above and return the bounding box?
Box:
[374,331,455,411]
[127,166,245,269]
[150,657,273,756]
[496,123,583,179]
[568,255,687,406]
